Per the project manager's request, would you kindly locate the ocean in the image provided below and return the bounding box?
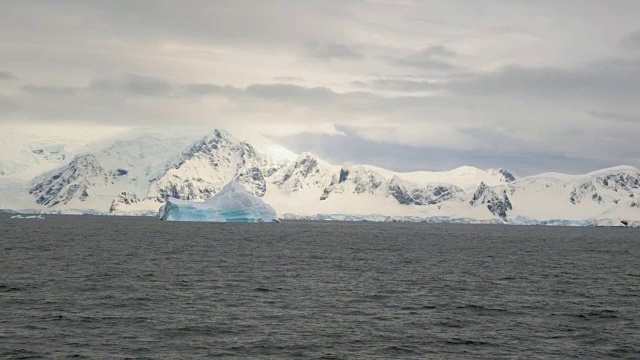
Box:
[1,215,639,359]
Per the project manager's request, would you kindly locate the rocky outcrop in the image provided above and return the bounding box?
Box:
[470,182,513,219]
[570,171,640,205]
[389,176,462,205]
[109,192,141,213]
[272,153,335,193]
[496,168,517,182]
[29,154,106,207]
[317,164,385,200]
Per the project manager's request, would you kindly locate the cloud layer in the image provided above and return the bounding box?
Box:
[1,0,639,174]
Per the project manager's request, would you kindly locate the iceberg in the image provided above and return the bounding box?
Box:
[10,214,45,219]
[159,182,279,223]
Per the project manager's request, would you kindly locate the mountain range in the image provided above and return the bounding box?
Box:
[1,128,638,226]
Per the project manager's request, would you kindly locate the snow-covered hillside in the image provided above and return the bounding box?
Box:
[1,128,638,226]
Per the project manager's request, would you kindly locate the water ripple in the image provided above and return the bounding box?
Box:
[1,215,639,359]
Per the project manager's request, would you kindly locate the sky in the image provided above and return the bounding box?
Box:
[1,0,639,175]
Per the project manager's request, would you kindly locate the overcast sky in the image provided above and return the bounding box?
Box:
[1,0,639,175]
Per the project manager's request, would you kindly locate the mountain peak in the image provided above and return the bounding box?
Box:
[495,168,517,182]
[212,129,230,139]
[296,151,319,161]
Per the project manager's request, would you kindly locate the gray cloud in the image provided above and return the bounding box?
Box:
[12,74,345,105]
[356,79,442,92]
[412,46,457,58]
[87,74,247,98]
[0,71,17,81]
[621,30,640,50]
[0,96,18,113]
[1,67,639,171]
[396,58,457,71]
[395,46,459,71]
[587,110,639,124]
[447,60,640,105]
[244,83,339,105]
[89,74,175,98]
[0,0,356,52]
[183,83,241,97]
[22,85,80,96]
[272,126,622,176]
[309,43,362,60]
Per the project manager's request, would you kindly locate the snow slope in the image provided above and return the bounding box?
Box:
[362,164,516,188]
[0,127,638,226]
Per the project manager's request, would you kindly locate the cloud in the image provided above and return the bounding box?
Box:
[587,110,639,124]
[309,43,362,60]
[411,45,457,58]
[244,83,339,105]
[0,96,18,113]
[356,79,442,92]
[621,30,640,50]
[395,46,459,71]
[183,83,241,97]
[79,74,342,106]
[88,76,249,99]
[10,74,345,105]
[0,71,17,81]
[21,85,80,96]
[0,0,356,51]
[0,74,367,134]
[273,76,305,82]
[447,60,640,105]
[272,126,622,176]
[1,65,638,167]
[89,74,175,97]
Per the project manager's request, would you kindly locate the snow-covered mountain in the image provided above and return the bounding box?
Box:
[1,128,638,226]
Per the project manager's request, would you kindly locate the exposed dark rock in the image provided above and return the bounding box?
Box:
[29,154,106,207]
[339,168,350,183]
[389,177,462,205]
[498,169,517,182]
[236,167,267,197]
[109,192,141,213]
[320,175,339,201]
[470,182,512,219]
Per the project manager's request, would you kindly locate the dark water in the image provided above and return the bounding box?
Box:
[1,216,639,359]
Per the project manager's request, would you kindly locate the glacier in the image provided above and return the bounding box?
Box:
[158,182,279,223]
